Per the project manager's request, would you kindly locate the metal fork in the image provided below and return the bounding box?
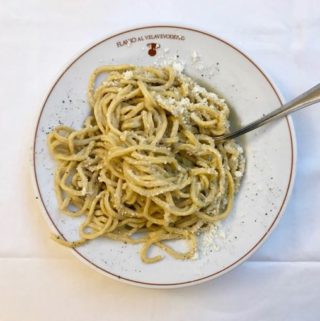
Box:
[214,83,320,142]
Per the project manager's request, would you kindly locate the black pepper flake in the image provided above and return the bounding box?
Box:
[265,213,268,216]
[62,100,65,103]
[176,54,180,58]
[35,196,38,199]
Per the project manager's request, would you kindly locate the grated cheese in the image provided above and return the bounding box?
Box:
[191,50,200,63]
[123,70,133,80]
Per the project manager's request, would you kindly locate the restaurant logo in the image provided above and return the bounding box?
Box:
[147,43,160,56]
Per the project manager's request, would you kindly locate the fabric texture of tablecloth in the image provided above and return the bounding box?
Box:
[0,0,319,320]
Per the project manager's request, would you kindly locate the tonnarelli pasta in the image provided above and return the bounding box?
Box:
[48,65,245,263]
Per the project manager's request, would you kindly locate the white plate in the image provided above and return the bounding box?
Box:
[33,26,296,288]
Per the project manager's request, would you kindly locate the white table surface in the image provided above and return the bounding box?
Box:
[1,0,320,320]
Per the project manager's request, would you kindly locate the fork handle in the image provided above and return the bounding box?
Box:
[221,83,320,141]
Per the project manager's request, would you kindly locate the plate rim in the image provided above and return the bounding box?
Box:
[33,25,296,288]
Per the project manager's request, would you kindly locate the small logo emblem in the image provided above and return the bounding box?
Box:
[147,43,160,56]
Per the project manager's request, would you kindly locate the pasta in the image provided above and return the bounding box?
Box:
[48,64,245,263]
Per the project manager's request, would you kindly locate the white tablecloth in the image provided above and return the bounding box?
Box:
[1,0,320,320]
